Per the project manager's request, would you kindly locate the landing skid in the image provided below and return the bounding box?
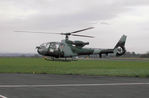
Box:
[43,56,77,61]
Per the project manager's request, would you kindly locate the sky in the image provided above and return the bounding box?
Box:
[0,0,149,54]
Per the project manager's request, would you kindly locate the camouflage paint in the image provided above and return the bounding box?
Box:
[36,35,127,58]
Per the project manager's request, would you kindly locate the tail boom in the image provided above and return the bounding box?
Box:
[94,35,127,58]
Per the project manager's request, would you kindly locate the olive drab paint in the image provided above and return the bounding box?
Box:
[36,35,127,58]
[16,27,127,59]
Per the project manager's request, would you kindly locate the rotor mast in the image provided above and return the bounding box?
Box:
[66,35,69,40]
[60,32,71,40]
[61,27,95,40]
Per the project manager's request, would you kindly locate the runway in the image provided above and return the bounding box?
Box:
[0,74,149,98]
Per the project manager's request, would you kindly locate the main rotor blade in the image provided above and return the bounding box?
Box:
[70,27,94,34]
[72,34,94,38]
[15,31,60,34]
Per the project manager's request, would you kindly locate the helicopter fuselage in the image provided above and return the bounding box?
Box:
[36,35,127,58]
[37,40,98,58]
[16,27,127,58]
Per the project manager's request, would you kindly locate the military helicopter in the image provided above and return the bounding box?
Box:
[16,27,127,60]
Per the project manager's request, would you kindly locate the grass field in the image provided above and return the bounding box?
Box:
[0,57,149,77]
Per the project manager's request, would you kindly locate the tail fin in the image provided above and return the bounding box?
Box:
[114,35,127,56]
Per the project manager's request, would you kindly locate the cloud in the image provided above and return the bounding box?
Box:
[0,0,149,53]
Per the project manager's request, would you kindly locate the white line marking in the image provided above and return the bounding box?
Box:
[0,83,149,88]
[0,95,7,98]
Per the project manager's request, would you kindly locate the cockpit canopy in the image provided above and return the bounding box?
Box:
[40,42,61,50]
[37,42,65,58]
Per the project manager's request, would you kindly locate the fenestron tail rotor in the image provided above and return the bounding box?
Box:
[15,27,94,40]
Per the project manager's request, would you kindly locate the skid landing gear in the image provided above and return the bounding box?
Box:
[43,56,77,61]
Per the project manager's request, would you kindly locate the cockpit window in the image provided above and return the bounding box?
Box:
[55,44,59,50]
[40,43,46,47]
[40,42,50,49]
[50,42,60,50]
[45,43,50,48]
[40,43,46,48]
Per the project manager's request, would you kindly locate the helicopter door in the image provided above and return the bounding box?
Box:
[49,42,56,52]
[55,44,59,51]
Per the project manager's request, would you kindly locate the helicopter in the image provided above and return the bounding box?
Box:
[16,27,127,60]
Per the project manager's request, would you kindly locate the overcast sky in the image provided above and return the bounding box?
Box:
[0,0,149,54]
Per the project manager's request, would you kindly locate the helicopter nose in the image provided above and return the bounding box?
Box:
[36,46,42,54]
[36,45,48,55]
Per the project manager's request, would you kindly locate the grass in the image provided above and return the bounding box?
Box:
[0,57,149,77]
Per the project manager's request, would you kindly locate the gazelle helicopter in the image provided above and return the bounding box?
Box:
[16,27,127,60]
